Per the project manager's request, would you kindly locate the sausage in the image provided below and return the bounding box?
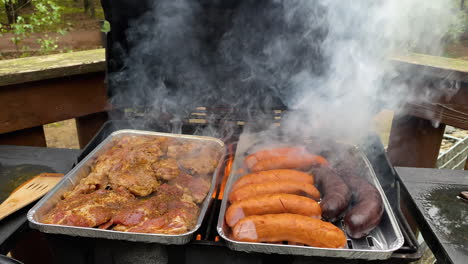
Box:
[232,214,347,248]
[225,194,321,227]
[311,166,351,222]
[245,147,328,172]
[244,147,307,168]
[231,169,314,192]
[228,180,321,202]
[336,159,384,239]
[250,155,328,172]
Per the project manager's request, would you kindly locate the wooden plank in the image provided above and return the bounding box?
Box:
[403,103,468,130]
[387,114,446,168]
[0,126,46,147]
[76,112,108,148]
[0,49,105,86]
[397,81,468,130]
[390,53,468,81]
[0,72,108,134]
[391,53,468,74]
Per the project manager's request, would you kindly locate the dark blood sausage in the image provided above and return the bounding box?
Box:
[311,166,351,222]
[336,159,384,239]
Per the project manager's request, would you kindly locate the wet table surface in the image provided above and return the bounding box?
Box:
[0,145,79,247]
[395,167,468,264]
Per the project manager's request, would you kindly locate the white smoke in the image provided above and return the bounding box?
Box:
[280,0,462,142]
[109,0,462,142]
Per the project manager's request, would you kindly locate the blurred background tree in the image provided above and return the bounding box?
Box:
[0,0,105,58]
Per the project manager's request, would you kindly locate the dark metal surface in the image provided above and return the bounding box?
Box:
[395,167,468,264]
[0,145,79,250]
[100,0,327,111]
[0,255,23,264]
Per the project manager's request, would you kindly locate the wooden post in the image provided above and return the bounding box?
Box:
[387,114,446,168]
[76,112,108,148]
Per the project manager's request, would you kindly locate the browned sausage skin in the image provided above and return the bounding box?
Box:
[311,166,351,222]
[225,194,321,227]
[228,180,321,202]
[232,214,347,248]
[244,147,309,168]
[245,147,329,172]
[231,169,314,191]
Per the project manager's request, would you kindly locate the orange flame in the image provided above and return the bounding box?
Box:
[218,144,234,199]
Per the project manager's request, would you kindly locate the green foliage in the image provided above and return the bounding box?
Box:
[37,34,59,54]
[1,0,65,53]
[445,1,468,43]
[101,20,110,33]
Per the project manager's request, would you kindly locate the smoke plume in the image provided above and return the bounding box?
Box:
[109,0,461,142]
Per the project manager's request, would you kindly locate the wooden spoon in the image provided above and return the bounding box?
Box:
[0,173,63,221]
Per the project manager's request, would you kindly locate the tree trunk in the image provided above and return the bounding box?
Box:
[17,0,30,7]
[83,0,96,18]
[89,0,96,18]
[5,0,17,25]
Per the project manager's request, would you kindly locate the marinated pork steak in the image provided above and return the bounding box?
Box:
[112,184,199,234]
[43,188,135,227]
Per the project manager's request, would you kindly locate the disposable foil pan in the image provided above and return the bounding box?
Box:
[217,132,404,260]
[28,129,225,244]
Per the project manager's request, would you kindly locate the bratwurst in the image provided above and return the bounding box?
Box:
[245,147,328,172]
[231,169,314,192]
[228,181,321,202]
[232,214,347,248]
[225,194,321,227]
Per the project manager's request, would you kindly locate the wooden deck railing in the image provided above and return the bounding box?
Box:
[0,49,467,169]
[387,53,468,169]
[0,49,108,148]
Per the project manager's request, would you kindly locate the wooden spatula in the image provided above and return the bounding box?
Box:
[0,173,63,221]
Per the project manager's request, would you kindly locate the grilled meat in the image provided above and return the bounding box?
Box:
[169,173,211,203]
[112,184,199,234]
[153,158,180,181]
[63,172,109,199]
[44,135,221,235]
[43,188,135,227]
[168,142,221,175]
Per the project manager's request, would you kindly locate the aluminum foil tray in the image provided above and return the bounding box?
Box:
[217,132,404,260]
[28,129,225,245]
